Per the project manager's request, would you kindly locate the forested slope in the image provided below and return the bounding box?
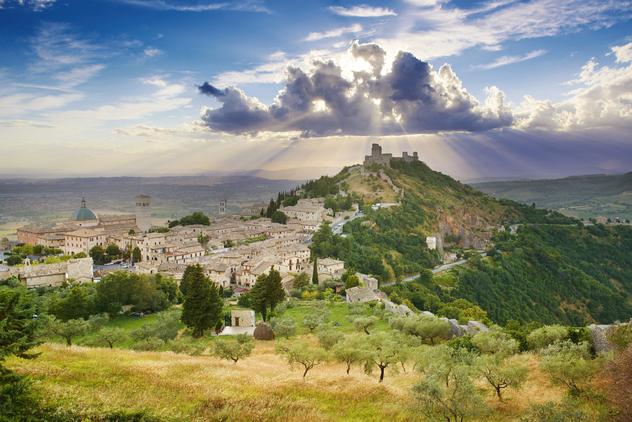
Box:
[452,224,632,325]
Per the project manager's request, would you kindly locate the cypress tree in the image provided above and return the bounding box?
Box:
[312,257,319,285]
[181,265,222,337]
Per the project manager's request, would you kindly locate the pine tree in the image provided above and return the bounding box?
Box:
[180,264,204,298]
[181,265,222,337]
[249,268,286,321]
[312,257,319,285]
[266,268,286,313]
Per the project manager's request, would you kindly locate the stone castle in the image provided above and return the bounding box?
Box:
[363,143,419,167]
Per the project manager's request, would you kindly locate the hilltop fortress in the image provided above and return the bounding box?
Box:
[364,143,419,167]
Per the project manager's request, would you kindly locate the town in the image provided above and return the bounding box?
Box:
[2,144,433,294]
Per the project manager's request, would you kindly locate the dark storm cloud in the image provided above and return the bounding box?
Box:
[199,43,513,136]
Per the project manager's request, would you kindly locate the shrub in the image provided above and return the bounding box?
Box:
[527,325,569,350]
[270,317,296,338]
[131,311,181,342]
[132,337,165,351]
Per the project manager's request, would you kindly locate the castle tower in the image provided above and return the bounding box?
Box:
[371,143,382,157]
[135,194,152,233]
[219,200,227,215]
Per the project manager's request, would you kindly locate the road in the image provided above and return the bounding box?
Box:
[384,252,486,286]
[332,211,364,235]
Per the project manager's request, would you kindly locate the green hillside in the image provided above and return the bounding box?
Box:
[452,224,632,325]
[305,160,573,281]
[302,160,632,325]
[473,172,632,220]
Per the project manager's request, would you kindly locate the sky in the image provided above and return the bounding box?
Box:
[0,0,631,181]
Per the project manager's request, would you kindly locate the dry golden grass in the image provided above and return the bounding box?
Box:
[7,342,568,421]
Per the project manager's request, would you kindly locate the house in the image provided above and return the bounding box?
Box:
[9,257,94,288]
[318,257,344,275]
[219,309,256,336]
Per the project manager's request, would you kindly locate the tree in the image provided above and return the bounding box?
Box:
[181,267,223,338]
[89,245,109,265]
[392,315,451,345]
[303,313,324,332]
[5,255,22,266]
[540,340,597,396]
[198,234,210,248]
[333,334,365,374]
[105,244,121,257]
[271,210,288,224]
[46,317,91,346]
[354,316,378,335]
[472,328,519,356]
[249,269,286,322]
[132,310,181,342]
[316,327,344,350]
[97,327,127,348]
[276,340,328,379]
[414,345,487,422]
[521,398,591,422]
[132,246,142,263]
[213,334,254,364]
[311,258,319,285]
[47,283,96,321]
[292,272,310,290]
[270,317,296,338]
[0,286,40,367]
[343,272,360,289]
[169,211,210,227]
[527,325,569,350]
[180,264,204,298]
[476,354,528,401]
[362,332,407,382]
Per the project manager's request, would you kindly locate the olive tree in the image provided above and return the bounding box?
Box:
[353,316,378,335]
[362,332,407,382]
[332,334,365,375]
[97,327,127,348]
[414,345,487,422]
[527,325,568,350]
[213,334,254,364]
[540,340,598,396]
[46,317,91,346]
[276,340,328,379]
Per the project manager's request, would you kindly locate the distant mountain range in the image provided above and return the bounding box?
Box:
[472,172,632,220]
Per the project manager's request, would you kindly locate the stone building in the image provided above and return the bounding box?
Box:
[7,257,93,288]
[135,194,152,233]
[363,143,419,167]
[63,228,107,255]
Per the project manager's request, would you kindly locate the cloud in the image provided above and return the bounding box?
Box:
[304,24,363,42]
[328,4,397,18]
[110,0,270,13]
[1,0,56,11]
[375,0,632,60]
[516,42,632,131]
[143,47,163,57]
[612,41,632,63]
[474,49,547,70]
[198,43,512,136]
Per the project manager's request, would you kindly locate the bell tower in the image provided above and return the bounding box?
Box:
[135,194,152,232]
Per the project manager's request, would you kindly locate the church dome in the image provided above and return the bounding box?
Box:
[73,198,97,221]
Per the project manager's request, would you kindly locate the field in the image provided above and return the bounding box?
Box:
[4,300,581,421]
[7,341,565,422]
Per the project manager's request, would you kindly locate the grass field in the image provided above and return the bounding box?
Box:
[6,301,599,421]
[7,341,566,422]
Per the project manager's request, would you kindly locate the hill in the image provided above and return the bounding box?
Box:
[298,159,632,325]
[302,159,573,281]
[472,173,632,220]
